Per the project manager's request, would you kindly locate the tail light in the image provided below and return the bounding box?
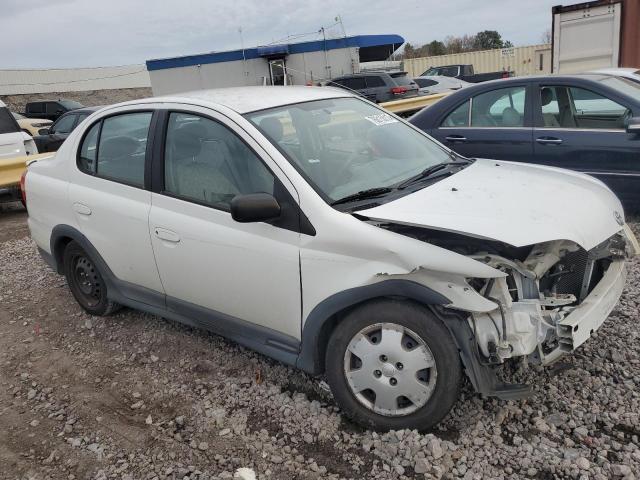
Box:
[390,86,407,95]
[20,169,27,206]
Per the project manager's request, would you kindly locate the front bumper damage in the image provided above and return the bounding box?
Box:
[450,227,635,399]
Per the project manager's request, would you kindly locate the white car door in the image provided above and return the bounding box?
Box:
[68,107,165,297]
[148,106,302,340]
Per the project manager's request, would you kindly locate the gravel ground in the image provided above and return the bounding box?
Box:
[1,208,639,480]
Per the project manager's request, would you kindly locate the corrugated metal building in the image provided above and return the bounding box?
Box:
[402,44,552,78]
[146,34,404,95]
[0,65,150,95]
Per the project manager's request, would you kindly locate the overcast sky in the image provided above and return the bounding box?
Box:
[2,0,560,69]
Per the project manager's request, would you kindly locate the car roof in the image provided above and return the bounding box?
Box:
[113,86,353,114]
[66,106,102,114]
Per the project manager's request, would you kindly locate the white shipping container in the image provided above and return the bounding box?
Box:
[552,2,622,73]
[402,45,552,79]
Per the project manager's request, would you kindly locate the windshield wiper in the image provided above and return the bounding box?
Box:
[330,187,394,206]
[396,159,471,190]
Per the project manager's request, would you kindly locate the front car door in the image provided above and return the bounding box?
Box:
[532,79,640,204]
[430,83,534,163]
[148,105,302,343]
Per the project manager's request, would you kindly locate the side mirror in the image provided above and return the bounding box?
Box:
[230,193,281,223]
[39,127,51,135]
[626,117,640,134]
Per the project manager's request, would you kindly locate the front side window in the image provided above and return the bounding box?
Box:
[46,102,62,115]
[539,86,629,129]
[77,112,152,186]
[164,112,275,210]
[472,86,526,127]
[51,114,76,134]
[246,97,452,203]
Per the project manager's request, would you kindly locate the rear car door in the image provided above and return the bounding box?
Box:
[532,81,640,203]
[68,106,165,303]
[148,106,302,341]
[430,83,534,162]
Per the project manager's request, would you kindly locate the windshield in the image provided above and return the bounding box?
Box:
[246,97,453,203]
[59,100,84,109]
[422,66,458,77]
[598,76,640,98]
[0,107,20,134]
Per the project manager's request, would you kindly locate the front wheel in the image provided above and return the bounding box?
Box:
[325,300,461,431]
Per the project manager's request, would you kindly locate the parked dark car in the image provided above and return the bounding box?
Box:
[32,106,99,153]
[410,74,640,205]
[328,71,419,103]
[24,100,85,121]
[421,65,512,83]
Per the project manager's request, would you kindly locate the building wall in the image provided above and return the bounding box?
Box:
[621,0,640,67]
[403,44,552,78]
[149,47,359,95]
[0,87,152,114]
[0,65,150,96]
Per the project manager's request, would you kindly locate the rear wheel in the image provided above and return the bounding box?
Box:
[63,241,119,316]
[325,299,461,431]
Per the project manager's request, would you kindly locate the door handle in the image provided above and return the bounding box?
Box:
[72,202,92,215]
[445,135,467,142]
[536,137,563,145]
[154,227,180,243]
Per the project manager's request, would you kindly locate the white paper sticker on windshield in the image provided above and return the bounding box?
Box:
[364,113,398,126]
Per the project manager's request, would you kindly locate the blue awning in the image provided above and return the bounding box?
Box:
[146,34,405,71]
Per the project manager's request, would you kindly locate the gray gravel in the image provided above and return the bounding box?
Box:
[0,213,638,479]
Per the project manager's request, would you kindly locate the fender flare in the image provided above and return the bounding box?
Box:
[295,280,450,374]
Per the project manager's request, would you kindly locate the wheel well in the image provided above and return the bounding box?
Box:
[313,296,435,375]
[52,235,74,273]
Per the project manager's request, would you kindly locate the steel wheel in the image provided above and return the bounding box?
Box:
[343,322,437,417]
[71,254,102,308]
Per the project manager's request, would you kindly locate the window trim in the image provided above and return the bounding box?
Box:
[75,109,156,190]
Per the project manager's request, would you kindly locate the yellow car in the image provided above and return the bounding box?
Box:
[12,112,52,136]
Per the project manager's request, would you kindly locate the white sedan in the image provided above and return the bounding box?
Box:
[24,86,638,431]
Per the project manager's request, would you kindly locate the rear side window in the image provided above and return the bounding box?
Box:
[0,107,20,134]
[441,100,470,127]
[77,112,152,187]
[27,102,44,114]
[365,76,386,88]
[342,77,366,90]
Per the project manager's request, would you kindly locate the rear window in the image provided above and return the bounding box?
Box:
[59,100,84,110]
[598,76,640,96]
[389,73,416,87]
[0,107,20,134]
[415,78,438,88]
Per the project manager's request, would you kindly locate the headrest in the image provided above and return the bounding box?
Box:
[541,88,554,107]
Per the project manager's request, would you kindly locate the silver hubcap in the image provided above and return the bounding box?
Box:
[343,323,437,417]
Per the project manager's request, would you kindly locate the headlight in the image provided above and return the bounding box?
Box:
[33,122,51,127]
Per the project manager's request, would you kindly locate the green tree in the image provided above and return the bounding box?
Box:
[426,40,446,56]
[474,30,505,50]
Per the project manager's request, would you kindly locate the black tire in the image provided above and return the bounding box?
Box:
[325,299,461,432]
[63,241,119,316]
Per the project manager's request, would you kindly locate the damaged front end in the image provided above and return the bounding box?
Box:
[379,222,638,399]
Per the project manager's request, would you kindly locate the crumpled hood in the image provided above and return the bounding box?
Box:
[358,159,625,250]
